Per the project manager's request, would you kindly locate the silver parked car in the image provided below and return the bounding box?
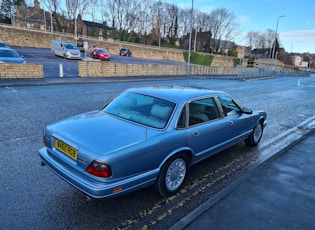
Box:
[0,47,26,64]
[39,86,267,199]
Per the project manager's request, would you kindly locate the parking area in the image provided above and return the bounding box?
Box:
[12,46,185,78]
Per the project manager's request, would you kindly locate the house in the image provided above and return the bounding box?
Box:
[182,29,236,54]
[15,0,112,38]
[294,56,308,68]
[77,16,112,38]
[15,0,46,30]
[250,48,270,59]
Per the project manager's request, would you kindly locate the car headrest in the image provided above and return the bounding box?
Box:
[190,103,205,112]
[151,104,172,120]
[120,97,137,108]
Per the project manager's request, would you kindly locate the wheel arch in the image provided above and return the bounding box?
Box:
[159,148,193,170]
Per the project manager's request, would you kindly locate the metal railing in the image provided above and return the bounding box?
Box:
[237,66,311,79]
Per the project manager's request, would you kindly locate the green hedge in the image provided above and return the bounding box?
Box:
[232,58,242,67]
[183,51,214,66]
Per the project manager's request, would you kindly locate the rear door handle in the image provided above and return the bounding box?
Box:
[230,121,233,125]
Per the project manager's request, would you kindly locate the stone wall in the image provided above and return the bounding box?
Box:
[78,61,237,78]
[0,63,43,78]
[0,24,184,62]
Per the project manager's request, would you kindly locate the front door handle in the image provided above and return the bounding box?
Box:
[230,121,234,125]
[193,131,200,136]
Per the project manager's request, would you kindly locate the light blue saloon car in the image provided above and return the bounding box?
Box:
[0,47,26,64]
[39,86,267,199]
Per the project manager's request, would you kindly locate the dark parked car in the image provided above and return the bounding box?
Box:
[0,47,26,64]
[119,48,131,56]
[90,48,111,61]
[39,86,267,199]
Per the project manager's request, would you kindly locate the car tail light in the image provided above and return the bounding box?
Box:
[43,135,51,148]
[86,160,112,178]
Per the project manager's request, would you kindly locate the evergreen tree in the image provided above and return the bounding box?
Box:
[0,0,22,23]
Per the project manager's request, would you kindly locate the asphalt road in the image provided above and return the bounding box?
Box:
[12,46,185,78]
[1,76,314,229]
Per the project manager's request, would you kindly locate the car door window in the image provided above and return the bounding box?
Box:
[189,98,220,126]
[218,96,240,116]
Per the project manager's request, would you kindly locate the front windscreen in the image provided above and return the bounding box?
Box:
[65,43,77,49]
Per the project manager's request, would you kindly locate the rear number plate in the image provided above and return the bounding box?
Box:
[55,139,78,160]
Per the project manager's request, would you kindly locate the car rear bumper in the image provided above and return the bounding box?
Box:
[39,147,157,199]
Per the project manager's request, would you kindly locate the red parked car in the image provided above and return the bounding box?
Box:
[90,48,111,61]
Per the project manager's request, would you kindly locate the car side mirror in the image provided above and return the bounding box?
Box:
[241,107,252,114]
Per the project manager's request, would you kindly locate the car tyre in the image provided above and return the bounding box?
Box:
[245,121,263,146]
[155,154,188,197]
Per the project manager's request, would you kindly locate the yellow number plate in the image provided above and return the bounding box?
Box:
[55,139,78,160]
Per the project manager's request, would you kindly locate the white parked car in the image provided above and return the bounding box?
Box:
[51,40,81,59]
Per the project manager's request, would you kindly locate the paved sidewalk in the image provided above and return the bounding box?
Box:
[171,129,315,230]
[0,75,194,87]
[0,75,241,87]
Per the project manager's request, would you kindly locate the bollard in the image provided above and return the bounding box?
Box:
[59,63,64,78]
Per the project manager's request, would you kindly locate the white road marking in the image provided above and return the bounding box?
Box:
[5,86,17,92]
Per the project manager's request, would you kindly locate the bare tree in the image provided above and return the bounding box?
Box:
[208,8,239,53]
[86,0,99,36]
[264,28,275,58]
[136,0,153,44]
[177,8,191,44]
[40,0,60,32]
[104,0,141,41]
[64,0,88,34]
[246,30,260,49]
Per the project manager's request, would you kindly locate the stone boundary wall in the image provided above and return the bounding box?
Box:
[78,61,238,78]
[0,63,43,78]
[0,24,184,62]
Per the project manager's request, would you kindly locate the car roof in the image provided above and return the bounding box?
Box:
[125,85,227,103]
[0,41,8,47]
[0,47,14,50]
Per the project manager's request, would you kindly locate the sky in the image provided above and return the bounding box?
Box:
[164,0,315,54]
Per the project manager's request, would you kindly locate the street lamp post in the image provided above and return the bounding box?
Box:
[272,15,285,66]
[187,0,194,76]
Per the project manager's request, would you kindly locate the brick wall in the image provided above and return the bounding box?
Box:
[0,63,43,78]
[78,61,237,78]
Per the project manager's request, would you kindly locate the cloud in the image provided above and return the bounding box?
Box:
[280,30,315,53]
[239,15,251,24]
[281,30,315,40]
